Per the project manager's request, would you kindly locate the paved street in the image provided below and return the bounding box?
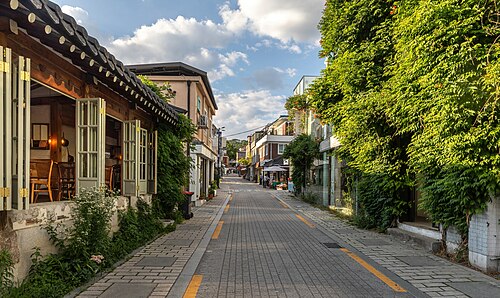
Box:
[77,175,500,298]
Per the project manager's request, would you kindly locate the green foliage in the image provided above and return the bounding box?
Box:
[5,191,173,298]
[238,157,250,166]
[355,173,410,231]
[156,114,196,218]
[285,94,308,112]
[310,0,500,238]
[138,75,175,102]
[0,249,14,294]
[283,134,320,194]
[226,139,247,161]
[109,200,172,262]
[5,189,115,297]
[300,192,322,205]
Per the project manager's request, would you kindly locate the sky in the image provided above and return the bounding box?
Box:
[51,0,326,139]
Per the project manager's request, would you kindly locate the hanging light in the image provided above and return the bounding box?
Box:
[61,133,69,147]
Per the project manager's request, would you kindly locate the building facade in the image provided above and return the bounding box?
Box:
[292,76,344,207]
[0,0,178,280]
[128,63,218,206]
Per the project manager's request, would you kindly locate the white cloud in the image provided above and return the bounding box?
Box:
[236,0,323,44]
[274,67,297,77]
[219,3,248,33]
[60,5,89,25]
[59,1,321,84]
[213,90,287,138]
[106,16,248,81]
[209,51,249,81]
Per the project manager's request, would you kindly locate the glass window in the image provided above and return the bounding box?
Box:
[278,144,285,155]
[197,96,201,112]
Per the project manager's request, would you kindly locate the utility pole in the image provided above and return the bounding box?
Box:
[216,127,224,188]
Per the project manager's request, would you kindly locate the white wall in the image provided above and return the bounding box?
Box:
[30,105,51,159]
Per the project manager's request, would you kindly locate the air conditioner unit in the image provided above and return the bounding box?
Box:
[198,115,208,128]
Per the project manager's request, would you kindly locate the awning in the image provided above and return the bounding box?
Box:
[263,166,287,172]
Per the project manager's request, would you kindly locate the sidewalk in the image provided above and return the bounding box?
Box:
[75,186,230,298]
[273,191,500,298]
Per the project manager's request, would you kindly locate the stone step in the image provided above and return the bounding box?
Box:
[387,227,442,253]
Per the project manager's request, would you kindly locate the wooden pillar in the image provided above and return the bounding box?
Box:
[50,102,62,162]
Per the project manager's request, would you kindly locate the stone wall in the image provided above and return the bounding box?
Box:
[0,195,152,282]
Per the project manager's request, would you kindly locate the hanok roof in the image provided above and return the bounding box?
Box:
[128,62,218,110]
[2,0,178,125]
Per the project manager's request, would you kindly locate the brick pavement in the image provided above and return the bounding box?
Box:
[273,191,500,298]
[193,177,421,298]
[75,186,230,298]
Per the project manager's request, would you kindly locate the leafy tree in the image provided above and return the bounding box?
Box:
[283,134,320,194]
[238,157,250,166]
[226,139,247,161]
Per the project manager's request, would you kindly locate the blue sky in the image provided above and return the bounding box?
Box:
[52,0,326,139]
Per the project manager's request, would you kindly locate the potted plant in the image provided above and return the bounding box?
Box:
[208,186,215,200]
[210,180,218,197]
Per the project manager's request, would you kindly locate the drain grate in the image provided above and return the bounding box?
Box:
[323,242,342,248]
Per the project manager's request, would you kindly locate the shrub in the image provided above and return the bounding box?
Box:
[0,249,14,295]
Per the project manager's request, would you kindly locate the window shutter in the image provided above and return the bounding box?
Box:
[147,130,157,194]
[11,54,31,210]
[76,98,106,193]
[0,47,12,211]
[123,120,140,196]
[138,128,147,195]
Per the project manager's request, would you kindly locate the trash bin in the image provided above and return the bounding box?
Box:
[181,191,194,219]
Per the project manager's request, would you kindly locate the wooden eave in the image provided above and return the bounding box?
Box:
[1,0,178,125]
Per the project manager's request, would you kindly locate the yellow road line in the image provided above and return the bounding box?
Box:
[279,201,288,209]
[340,248,407,292]
[224,204,230,213]
[295,214,315,228]
[183,275,203,298]
[212,220,224,239]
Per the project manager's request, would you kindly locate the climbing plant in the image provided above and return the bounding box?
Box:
[309,0,500,240]
[138,76,196,219]
[156,115,195,219]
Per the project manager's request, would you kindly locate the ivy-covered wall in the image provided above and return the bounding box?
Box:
[309,0,500,245]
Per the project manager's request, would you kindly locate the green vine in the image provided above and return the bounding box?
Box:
[156,114,196,219]
[309,0,500,240]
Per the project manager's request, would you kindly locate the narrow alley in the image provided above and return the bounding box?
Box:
[76,176,500,298]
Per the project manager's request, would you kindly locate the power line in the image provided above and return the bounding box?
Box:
[223,125,267,138]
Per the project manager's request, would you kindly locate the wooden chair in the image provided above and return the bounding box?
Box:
[105,165,116,191]
[30,160,56,203]
[57,162,76,201]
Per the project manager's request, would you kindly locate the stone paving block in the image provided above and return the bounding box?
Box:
[396,256,443,266]
[357,238,390,246]
[99,283,156,298]
[136,256,177,267]
[448,281,500,298]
